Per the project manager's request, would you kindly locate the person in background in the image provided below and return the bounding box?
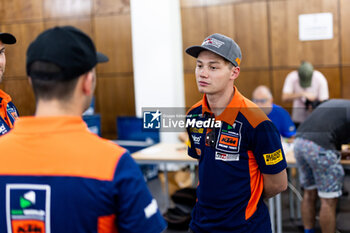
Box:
[185,33,287,233]
[282,61,328,128]
[0,31,19,135]
[0,26,166,233]
[294,99,350,233]
[252,85,296,139]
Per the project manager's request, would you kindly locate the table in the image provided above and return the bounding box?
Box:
[132,142,197,207]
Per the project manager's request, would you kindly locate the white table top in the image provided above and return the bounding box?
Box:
[131,142,350,167]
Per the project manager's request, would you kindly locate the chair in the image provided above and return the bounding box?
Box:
[116,116,160,181]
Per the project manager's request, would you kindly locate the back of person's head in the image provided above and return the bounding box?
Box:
[26,26,108,101]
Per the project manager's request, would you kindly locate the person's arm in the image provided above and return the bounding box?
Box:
[113,152,167,233]
[252,121,288,198]
[262,169,288,198]
[282,91,316,102]
[282,92,302,102]
[316,71,329,101]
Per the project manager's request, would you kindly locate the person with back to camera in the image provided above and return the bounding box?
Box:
[252,85,296,140]
[294,99,350,233]
[0,26,166,233]
[282,61,329,128]
[185,33,288,233]
[0,31,19,135]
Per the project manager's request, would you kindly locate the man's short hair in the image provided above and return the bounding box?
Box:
[29,61,80,101]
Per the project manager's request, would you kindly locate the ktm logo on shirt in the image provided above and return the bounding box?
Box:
[11,220,44,233]
[219,135,238,147]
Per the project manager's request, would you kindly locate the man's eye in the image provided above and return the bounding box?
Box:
[196,64,202,68]
[210,66,217,70]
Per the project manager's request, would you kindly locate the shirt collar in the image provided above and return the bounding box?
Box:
[201,86,243,126]
[0,89,12,103]
[11,116,88,134]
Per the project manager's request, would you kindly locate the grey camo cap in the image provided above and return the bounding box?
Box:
[185,33,242,67]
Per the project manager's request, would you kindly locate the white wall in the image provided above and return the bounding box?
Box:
[130,0,185,142]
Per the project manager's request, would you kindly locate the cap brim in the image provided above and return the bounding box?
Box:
[0,33,16,44]
[97,52,109,63]
[186,45,228,63]
[185,46,209,58]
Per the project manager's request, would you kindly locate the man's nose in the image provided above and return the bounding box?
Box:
[199,67,208,78]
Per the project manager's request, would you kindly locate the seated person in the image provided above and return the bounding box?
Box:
[252,85,296,139]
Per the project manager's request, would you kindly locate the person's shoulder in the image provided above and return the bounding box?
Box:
[240,96,270,128]
[86,134,127,156]
[285,70,298,80]
[186,99,202,116]
[313,70,327,80]
[272,104,290,115]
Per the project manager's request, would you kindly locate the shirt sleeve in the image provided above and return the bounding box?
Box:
[252,121,287,174]
[113,152,167,233]
[279,108,296,138]
[316,71,329,101]
[282,71,295,94]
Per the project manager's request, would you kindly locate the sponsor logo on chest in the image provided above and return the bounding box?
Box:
[215,121,243,153]
[0,123,8,134]
[215,152,240,161]
[191,135,201,145]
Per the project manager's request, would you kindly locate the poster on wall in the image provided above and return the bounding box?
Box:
[298,13,333,41]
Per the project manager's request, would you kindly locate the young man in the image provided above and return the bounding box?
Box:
[0,32,19,135]
[252,85,296,139]
[0,26,166,233]
[185,33,288,233]
[294,99,350,233]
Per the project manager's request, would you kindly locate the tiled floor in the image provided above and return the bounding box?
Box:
[147,172,350,233]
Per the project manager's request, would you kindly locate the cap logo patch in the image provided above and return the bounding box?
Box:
[235,57,241,66]
[202,38,224,48]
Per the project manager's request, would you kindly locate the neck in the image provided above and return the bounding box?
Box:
[206,87,234,116]
[35,99,84,117]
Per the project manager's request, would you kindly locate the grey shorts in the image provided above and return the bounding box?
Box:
[294,138,344,198]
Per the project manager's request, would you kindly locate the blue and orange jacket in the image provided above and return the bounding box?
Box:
[0,116,166,233]
[186,86,287,233]
[0,89,18,135]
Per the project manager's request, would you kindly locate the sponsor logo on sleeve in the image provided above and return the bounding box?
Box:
[263,149,283,165]
[6,184,51,233]
[215,152,239,161]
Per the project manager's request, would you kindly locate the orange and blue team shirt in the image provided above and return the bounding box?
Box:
[186,86,287,233]
[0,116,166,233]
[0,89,19,135]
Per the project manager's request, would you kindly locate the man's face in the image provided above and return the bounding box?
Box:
[0,41,6,83]
[252,89,273,114]
[195,50,237,95]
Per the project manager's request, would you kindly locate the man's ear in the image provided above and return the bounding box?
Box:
[230,66,240,81]
[82,71,94,95]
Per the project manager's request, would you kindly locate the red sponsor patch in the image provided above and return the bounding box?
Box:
[219,134,238,147]
[12,220,45,233]
[196,148,201,156]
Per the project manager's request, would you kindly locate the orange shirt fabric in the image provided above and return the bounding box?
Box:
[0,116,166,233]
